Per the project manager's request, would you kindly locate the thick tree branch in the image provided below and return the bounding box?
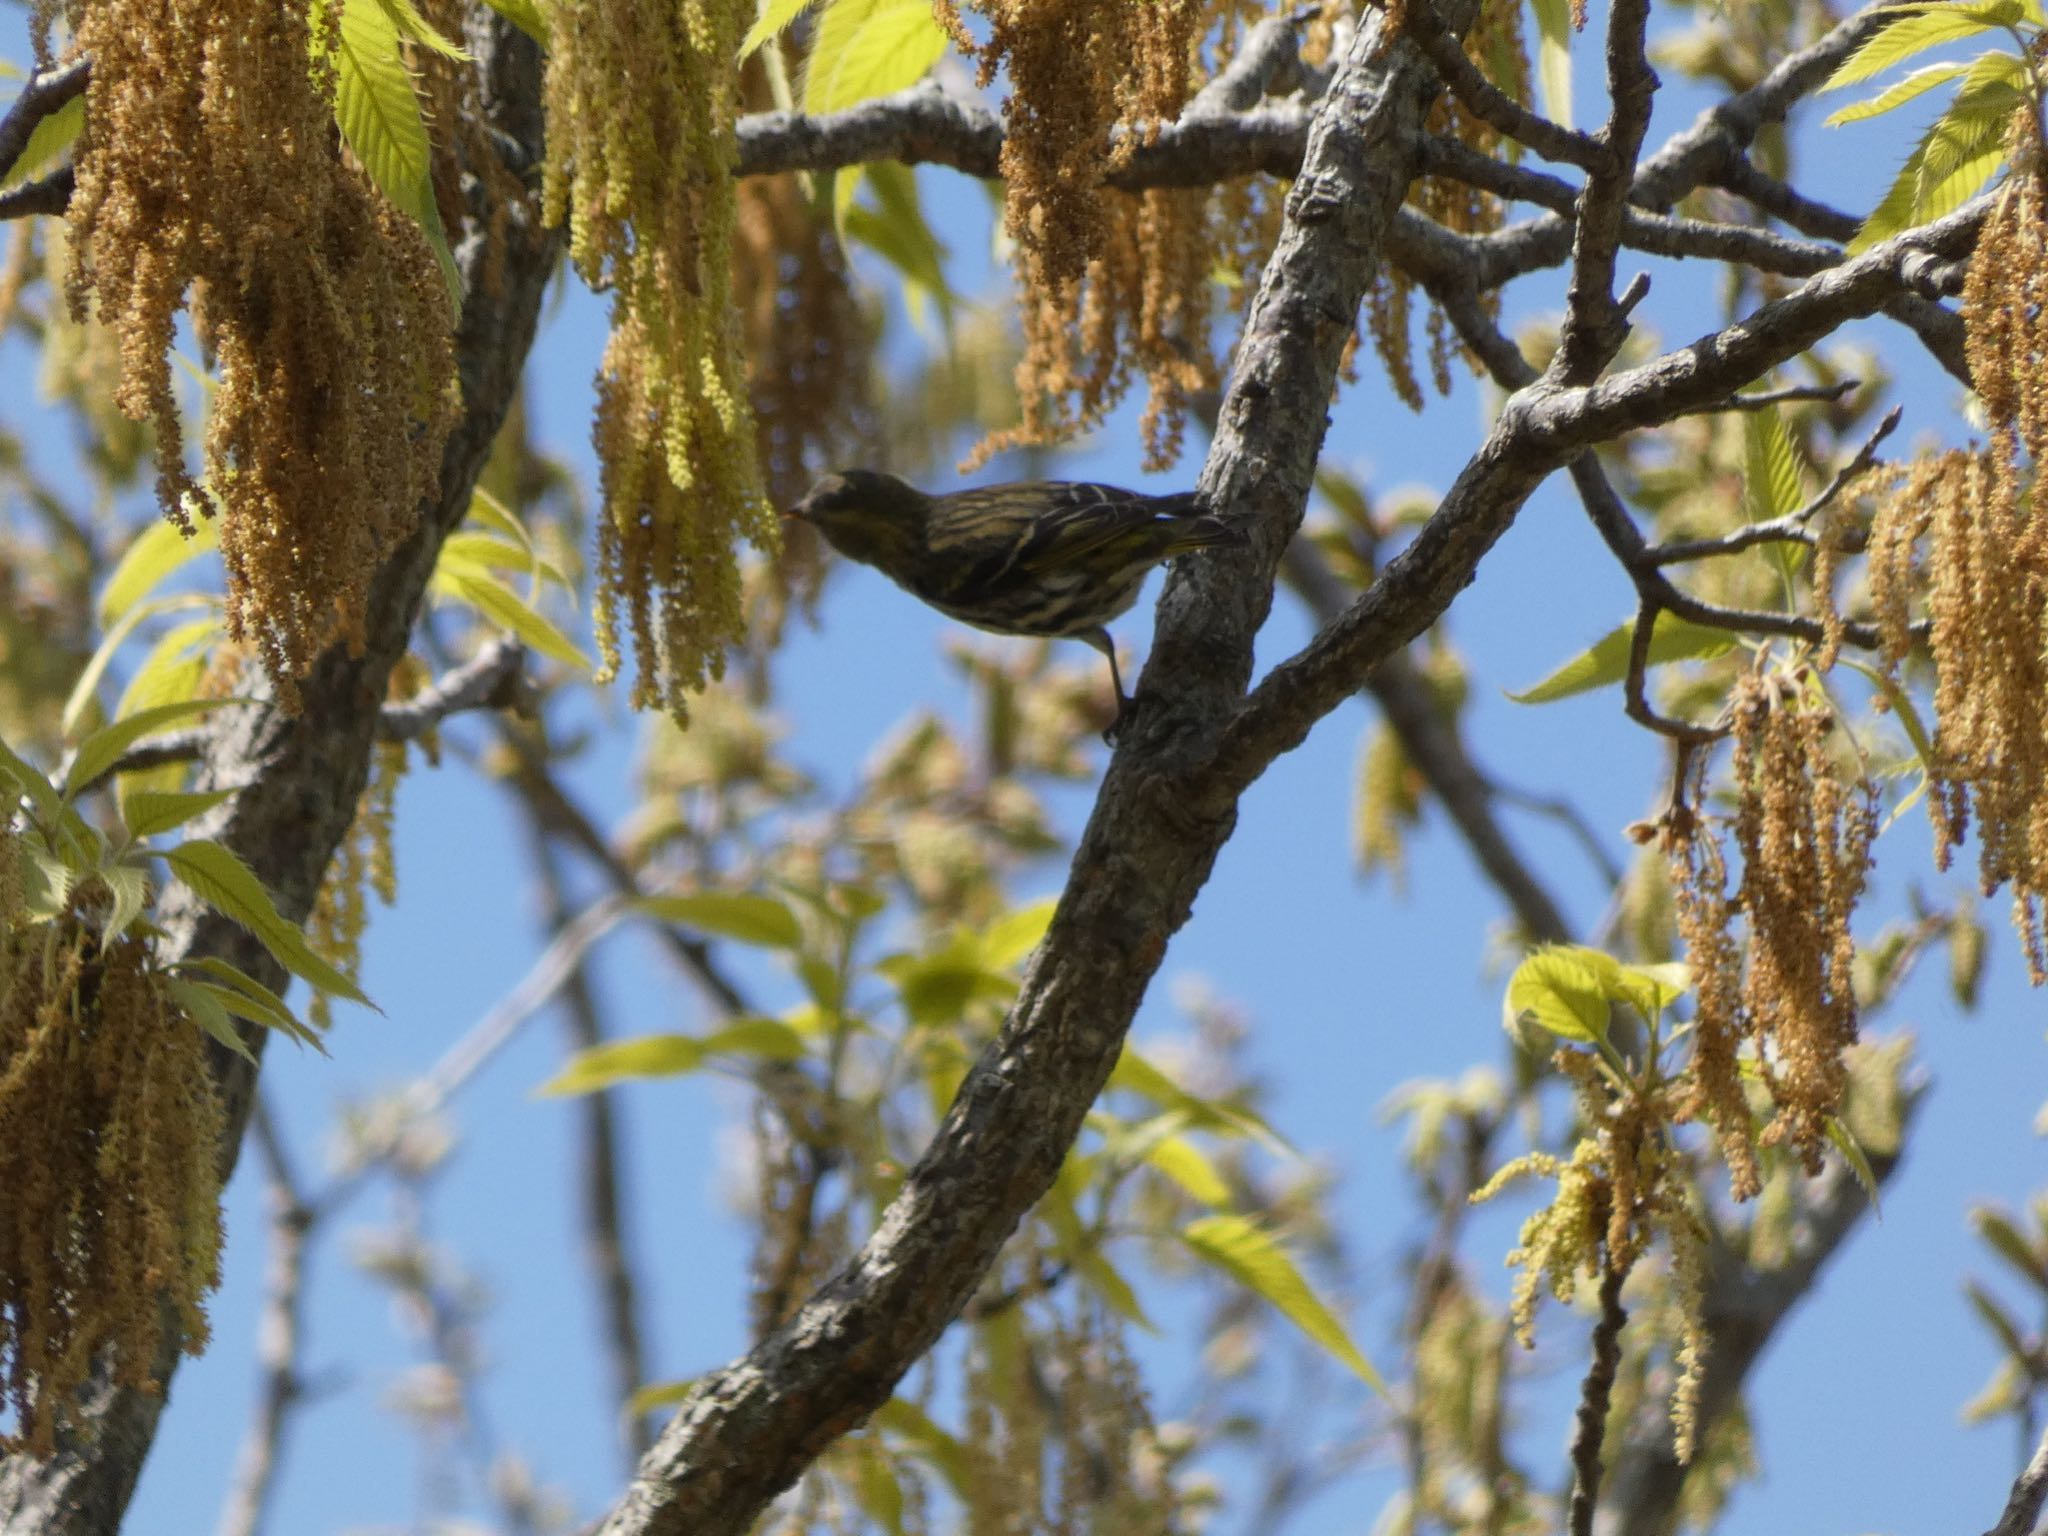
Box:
[592,10,1477,1533]
[1984,1424,2048,1536]
[0,16,559,1532]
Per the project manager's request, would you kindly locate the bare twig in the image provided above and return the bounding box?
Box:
[215,1101,314,1536]
[1648,405,1902,566]
[1983,1422,2048,1536]
[379,636,532,742]
[0,166,74,222]
[1404,3,1604,170]
[1623,597,1729,748]
[1568,1266,1629,1536]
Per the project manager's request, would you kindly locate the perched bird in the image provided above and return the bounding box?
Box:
[787,469,1245,735]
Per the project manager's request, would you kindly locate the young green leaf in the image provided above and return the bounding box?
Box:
[431,565,590,667]
[743,0,821,57]
[480,0,548,42]
[332,0,463,304]
[62,698,237,800]
[1742,403,1806,522]
[1181,1214,1385,1393]
[1822,1,2022,94]
[1508,613,1737,704]
[168,977,258,1063]
[636,891,804,949]
[159,839,373,1007]
[1529,0,1573,128]
[1503,945,1617,1047]
[1825,57,1971,126]
[802,0,949,116]
[122,787,238,841]
[98,858,151,940]
[98,514,221,628]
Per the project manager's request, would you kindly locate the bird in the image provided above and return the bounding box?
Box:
[785,469,1245,738]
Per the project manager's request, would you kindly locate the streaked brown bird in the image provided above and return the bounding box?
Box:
[787,469,1245,735]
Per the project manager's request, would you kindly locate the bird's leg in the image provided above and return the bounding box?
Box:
[1084,629,1131,745]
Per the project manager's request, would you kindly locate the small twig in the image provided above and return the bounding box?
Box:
[1713,156,1860,243]
[216,1099,315,1536]
[1624,598,1729,748]
[379,636,532,742]
[1647,404,1901,566]
[1983,1421,2048,1536]
[1708,378,1859,412]
[78,639,533,798]
[1187,5,1319,117]
[1567,1264,1629,1536]
[1404,4,1604,170]
[0,58,89,187]
[1486,781,1625,889]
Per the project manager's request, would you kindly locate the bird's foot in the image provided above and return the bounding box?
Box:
[1103,697,1137,747]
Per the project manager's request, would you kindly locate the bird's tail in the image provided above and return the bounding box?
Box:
[1156,496,1248,553]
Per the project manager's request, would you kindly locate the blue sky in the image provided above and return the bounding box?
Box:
[4,5,2046,1533]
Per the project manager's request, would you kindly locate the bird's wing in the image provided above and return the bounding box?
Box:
[979,483,1190,572]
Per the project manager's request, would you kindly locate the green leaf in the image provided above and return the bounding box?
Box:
[167,977,257,1063]
[99,514,221,628]
[1143,1132,1232,1207]
[1965,1280,2030,1358]
[1973,1207,2048,1292]
[743,0,821,56]
[636,891,803,949]
[332,0,463,305]
[1107,1046,1294,1153]
[63,594,215,737]
[876,939,1018,1028]
[625,1379,694,1417]
[373,0,469,58]
[981,897,1056,970]
[431,565,590,668]
[844,1438,907,1536]
[0,93,81,189]
[98,858,151,939]
[1824,1115,1883,1218]
[1822,2,2022,93]
[0,733,76,847]
[182,956,315,1041]
[539,1017,803,1095]
[1072,1246,1157,1331]
[122,787,238,841]
[63,698,237,800]
[160,839,373,1007]
[1742,403,1806,522]
[1529,0,1573,129]
[1851,56,2023,249]
[802,0,949,116]
[116,615,220,722]
[1181,1215,1385,1393]
[1508,613,1737,704]
[1824,58,1971,125]
[703,1016,809,1061]
[480,0,549,42]
[873,1399,973,1499]
[841,160,955,332]
[1503,945,1616,1047]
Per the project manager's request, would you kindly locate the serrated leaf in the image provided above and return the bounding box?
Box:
[480,0,549,42]
[160,839,373,1007]
[1824,58,1971,125]
[1508,613,1736,704]
[431,565,590,668]
[122,787,238,841]
[98,858,151,939]
[99,515,221,627]
[636,891,803,948]
[1824,1115,1883,1218]
[168,977,257,1063]
[1529,0,1573,129]
[63,698,237,800]
[115,614,220,724]
[373,0,468,58]
[182,956,312,1040]
[1852,59,2022,248]
[743,0,821,56]
[1823,2,2021,93]
[1181,1215,1385,1393]
[1742,403,1806,522]
[802,0,948,116]
[333,0,463,305]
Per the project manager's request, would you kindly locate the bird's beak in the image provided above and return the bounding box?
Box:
[782,501,812,524]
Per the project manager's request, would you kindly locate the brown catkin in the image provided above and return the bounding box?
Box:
[61,0,457,702]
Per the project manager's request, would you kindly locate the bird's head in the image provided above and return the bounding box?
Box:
[786,469,928,566]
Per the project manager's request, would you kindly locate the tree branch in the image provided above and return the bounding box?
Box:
[1569,1265,1629,1536]
[1984,1423,2048,1536]
[0,15,560,1531]
[591,9,1478,1532]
